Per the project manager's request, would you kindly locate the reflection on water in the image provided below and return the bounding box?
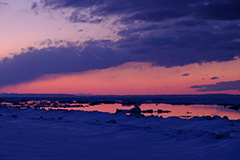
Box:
[1,99,239,120]
[42,103,240,120]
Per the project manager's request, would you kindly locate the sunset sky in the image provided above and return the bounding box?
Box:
[0,0,240,95]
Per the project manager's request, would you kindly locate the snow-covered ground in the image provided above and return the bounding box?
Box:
[0,107,239,160]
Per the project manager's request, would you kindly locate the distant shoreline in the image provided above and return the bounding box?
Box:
[1,94,240,110]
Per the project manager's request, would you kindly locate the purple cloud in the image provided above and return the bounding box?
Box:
[41,0,240,22]
[182,73,189,77]
[31,2,38,10]
[191,80,240,91]
[211,77,219,80]
[195,0,240,20]
[0,41,128,88]
[0,2,8,6]
[38,0,240,67]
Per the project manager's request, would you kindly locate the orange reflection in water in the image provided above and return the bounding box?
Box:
[43,103,240,120]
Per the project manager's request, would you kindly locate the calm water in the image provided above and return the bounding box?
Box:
[43,103,240,120]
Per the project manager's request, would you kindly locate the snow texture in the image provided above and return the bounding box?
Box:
[0,107,239,160]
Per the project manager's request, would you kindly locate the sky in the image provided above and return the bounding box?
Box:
[0,0,240,95]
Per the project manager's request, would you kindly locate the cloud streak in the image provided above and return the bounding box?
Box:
[0,41,127,87]
[191,80,240,91]
[211,77,219,80]
[0,2,8,6]
[182,73,189,77]
[41,0,240,22]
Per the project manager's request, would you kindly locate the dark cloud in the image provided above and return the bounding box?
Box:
[195,0,240,20]
[41,0,240,22]
[211,76,219,80]
[191,80,240,91]
[175,20,205,27]
[31,2,38,10]
[182,73,189,77]
[126,9,188,22]
[39,39,53,46]
[77,29,83,32]
[31,2,40,15]
[0,2,8,6]
[69,10,103,23]
[41,0,195,24]
[0,42,128,88]
[115,23,240,67]
[38,0,240,67]
[42,0,105,9]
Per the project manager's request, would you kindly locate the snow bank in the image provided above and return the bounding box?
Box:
[0,108,239,160]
